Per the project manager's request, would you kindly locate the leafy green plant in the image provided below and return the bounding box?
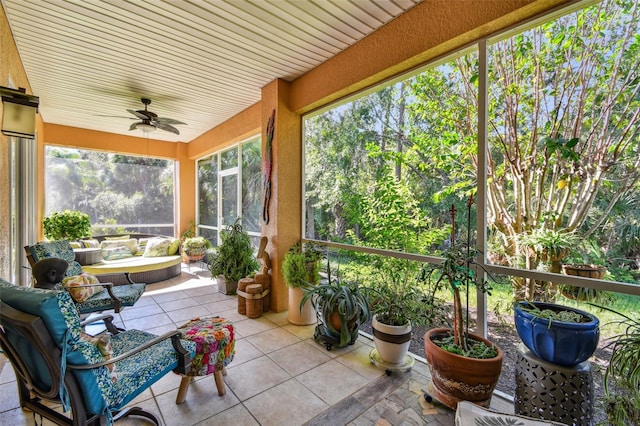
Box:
[208,218,258,282]
[518,228,578,261]
[367,256,444,327]
[301,257,371,348]
[282,242,323,289]
[593,306,640,425]
[43,210,91,241]
[182,236,211,256]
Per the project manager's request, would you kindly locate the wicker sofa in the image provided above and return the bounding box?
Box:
[79,234,182,284]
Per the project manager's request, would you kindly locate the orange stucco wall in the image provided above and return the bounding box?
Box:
[2,0,574,308]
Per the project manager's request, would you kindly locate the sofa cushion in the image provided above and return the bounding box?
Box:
[80,238,100,249]
[100,239,138,255]
[143,238,171,257]
[102,246,133,260]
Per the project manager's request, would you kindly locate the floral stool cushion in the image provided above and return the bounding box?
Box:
[175,316,235,402]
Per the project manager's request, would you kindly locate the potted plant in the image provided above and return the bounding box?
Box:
[561,239,608,301]
[367,256,443,365]
[282,242,323,325]
[208,218,259,294]
[423,199,503,410]
[43,210,92,241]
[597,308,640,424]
[518,228,578,269]
[513,301,600,366]
[182,236,211,263]
[300,256,371,350]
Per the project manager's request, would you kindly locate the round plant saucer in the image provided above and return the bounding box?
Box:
[369,347,415,375]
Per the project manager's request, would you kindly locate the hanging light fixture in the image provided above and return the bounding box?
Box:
[0,86,39,138]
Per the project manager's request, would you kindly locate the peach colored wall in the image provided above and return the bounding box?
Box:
[261,79,301,312]
[290,0,573,114]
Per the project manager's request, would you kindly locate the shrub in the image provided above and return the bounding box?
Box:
[43,210,91,241]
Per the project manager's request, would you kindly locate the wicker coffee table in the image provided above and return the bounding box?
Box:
[175,316,235,403]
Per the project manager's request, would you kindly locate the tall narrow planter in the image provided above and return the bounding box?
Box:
[372,315,412,364]
[288,287,315,325]
[424,328,503,410]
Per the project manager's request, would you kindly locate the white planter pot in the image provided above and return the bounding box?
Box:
[288,287,316,325]
[217,276,238,295]
[372,314,412,365]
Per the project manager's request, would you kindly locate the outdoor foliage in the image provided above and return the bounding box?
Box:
[46,147,174,235]
[304,0,640,290]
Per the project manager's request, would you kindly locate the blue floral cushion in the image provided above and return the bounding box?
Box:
[0,279,195,416]
[74,283,146,314]
[28,240,83,276]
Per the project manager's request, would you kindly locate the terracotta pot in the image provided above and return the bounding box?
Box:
[287,287,316,325]
[563,264,607,279]
[424,328,503,409]
[372,315,411,364]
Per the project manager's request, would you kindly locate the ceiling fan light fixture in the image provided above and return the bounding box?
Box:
[136,122,156,134]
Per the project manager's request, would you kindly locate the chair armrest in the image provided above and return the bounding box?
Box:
[79,313,121,335]
[67,330,192,374]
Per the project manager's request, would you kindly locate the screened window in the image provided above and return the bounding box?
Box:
[197,137,261,247]
[45,147,175,236]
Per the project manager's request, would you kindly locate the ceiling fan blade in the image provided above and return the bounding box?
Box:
[156,122,180,135]
[127,109,152,120]
[155,117,186,125]
[129,122,140,131]
[96,114,137,120]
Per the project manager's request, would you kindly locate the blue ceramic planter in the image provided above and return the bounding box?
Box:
[514,301,599,366]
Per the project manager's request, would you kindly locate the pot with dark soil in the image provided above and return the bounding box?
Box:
[514,301,600,366]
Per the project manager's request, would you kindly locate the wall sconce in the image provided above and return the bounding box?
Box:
[1,86,40,138]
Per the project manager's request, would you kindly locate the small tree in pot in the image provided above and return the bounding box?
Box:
[208,218,259,294]
[423,198,503,410]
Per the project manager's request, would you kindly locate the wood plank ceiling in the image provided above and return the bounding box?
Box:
[2,0,421,143]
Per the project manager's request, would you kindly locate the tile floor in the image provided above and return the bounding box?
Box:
[0,265,512,425]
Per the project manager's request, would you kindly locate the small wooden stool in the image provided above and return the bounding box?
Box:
[175,316,235,403]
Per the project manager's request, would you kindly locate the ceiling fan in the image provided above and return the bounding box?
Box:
[125,98,186,135]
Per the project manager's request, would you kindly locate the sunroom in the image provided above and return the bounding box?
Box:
[1,0,639,425]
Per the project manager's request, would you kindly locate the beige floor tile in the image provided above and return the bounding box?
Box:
[246,327,301,354]
[193,291,230,305]
[0,381,20,412]
[225,356,291,401]
[124,312,174,330]
[149,290,191,303]
[166,305,212,323]
[159,297,200,312]
[155,384,240,426]
[297,359,370,405]
[268,341,332,377]
[195,403,259,426]
[232,317,278,338]
[151,371,182,396]
[0,359,16,384]
[244,379,328,426]
[119,302,164,321]
[282,323,316,340]
[263,310,289,326]
[335,343,385,381]
[185,285,219,298]
[231,338,266,366]
[215,307,248,323]
[204,298,239,314]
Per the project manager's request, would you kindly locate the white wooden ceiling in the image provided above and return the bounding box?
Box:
[2,0,421,142]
